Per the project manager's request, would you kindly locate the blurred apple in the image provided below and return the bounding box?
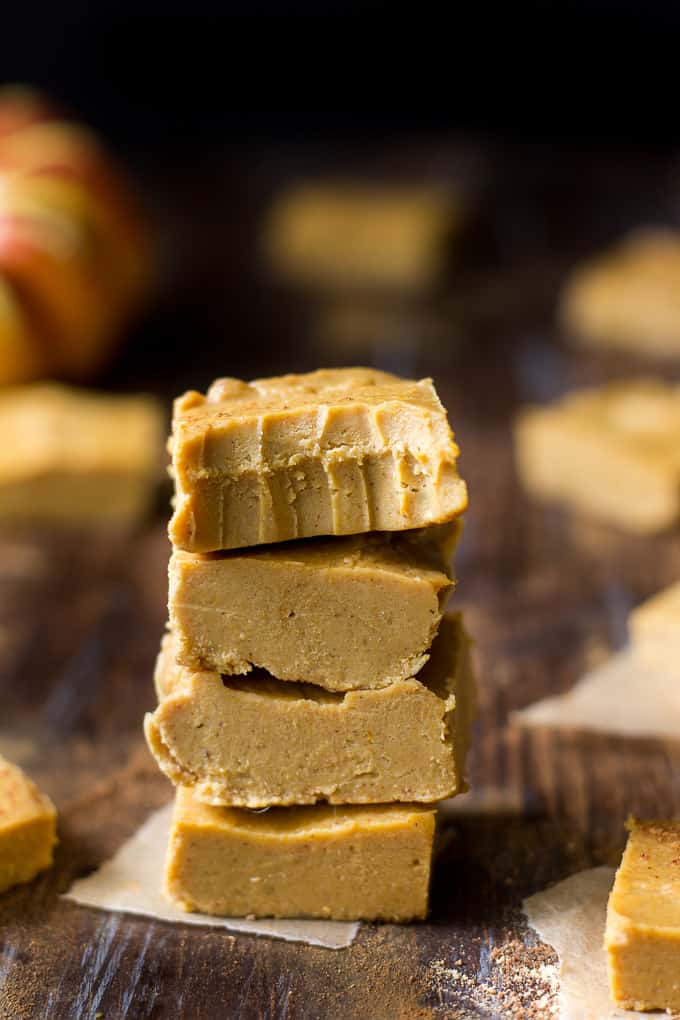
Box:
[0,85,56,138]
[0,86,150,385]
[0,276,49,383]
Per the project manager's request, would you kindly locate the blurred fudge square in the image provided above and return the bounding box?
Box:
[514,379,680,533]
[169,368,467,553]
[0,754,56,894]
[263,183,458,291]
[560,229,680,357]
[0,383,162,524]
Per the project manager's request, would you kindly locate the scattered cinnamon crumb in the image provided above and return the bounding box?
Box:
[428,938,558,1019]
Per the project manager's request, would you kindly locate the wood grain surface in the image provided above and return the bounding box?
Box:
[2,142,680,1020]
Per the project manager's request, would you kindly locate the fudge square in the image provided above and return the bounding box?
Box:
[514,378,680,534]
[168,367,467,553]
[168,523,457,691]
[560,229,680,357]
[606,818,680,1011]
[262,182,458,291]
[0,382,162,524]
[628,579,680,671]
[0,754,57,893]
[146,614,475,807]
[164,789,436,921]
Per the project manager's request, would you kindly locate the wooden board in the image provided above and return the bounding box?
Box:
[2,143,680,1019]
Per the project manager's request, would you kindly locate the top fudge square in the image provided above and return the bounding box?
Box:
[169,368,467,552]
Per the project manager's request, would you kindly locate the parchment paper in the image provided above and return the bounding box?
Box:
[513,648,680,738]
[523,867,648,1020]
[63,803,359,949]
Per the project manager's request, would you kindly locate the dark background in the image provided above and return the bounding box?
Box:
[3,6,679,401]
[4,6,680,146]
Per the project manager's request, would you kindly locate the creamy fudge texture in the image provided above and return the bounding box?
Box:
[605,818,680,1011]
[165,789,435,920]
[514,379,680,533]
[629,580,680,671]
[146,615,474,807]
[0,754,57,894]
[560,229,680,357]
[262,183,458,291]
[0,383,162,523]
[168,523,457,689]
[168,368,467,553]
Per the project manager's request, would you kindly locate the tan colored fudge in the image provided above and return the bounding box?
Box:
[168,523,457,689]
[262,183,458,291]
[606,818,680,1011]
[146,615,475,807]
[0,754,57,894]
[560,230,680,357]
[514,378,680,533]
[165,789,436,920]
[0,383,162,523]
[168,368,467,553]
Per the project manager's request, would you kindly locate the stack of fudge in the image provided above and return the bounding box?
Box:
[145,367,474,921]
